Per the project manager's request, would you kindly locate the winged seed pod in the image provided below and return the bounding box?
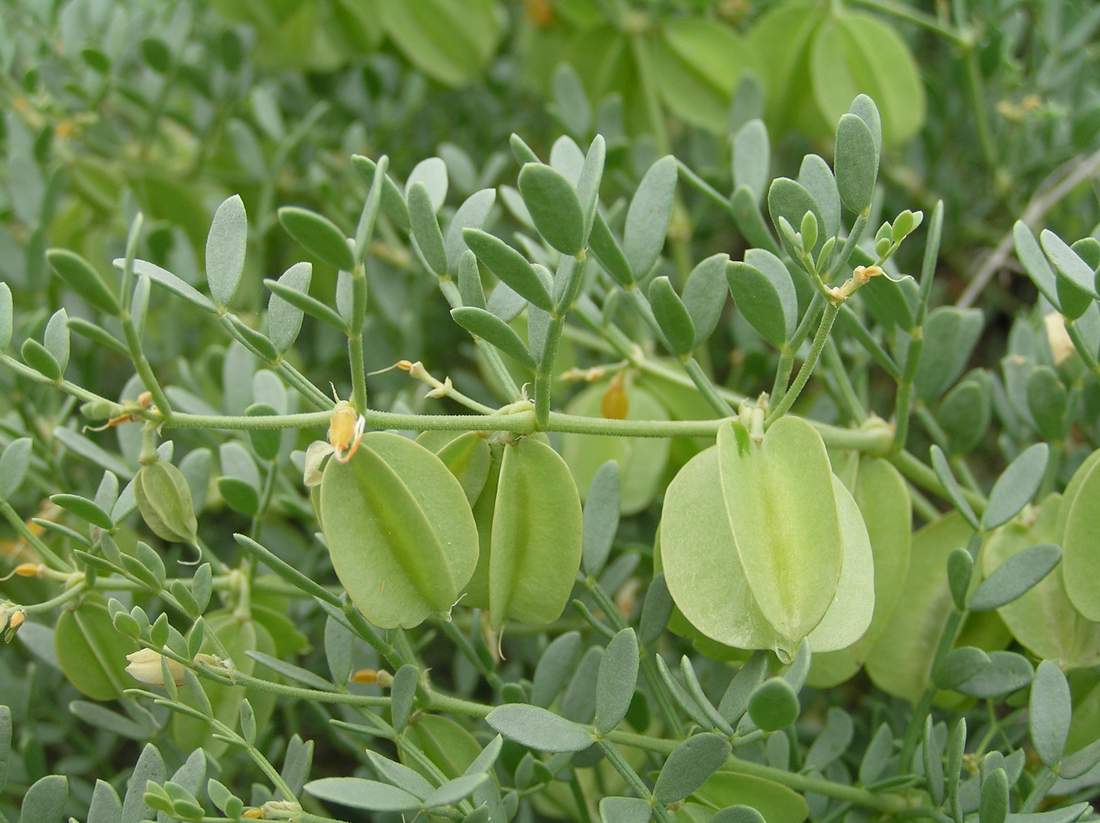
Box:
[134,460,198,544]
[460,436,583,631]
[661,417,874,659]
[319,432,479,628]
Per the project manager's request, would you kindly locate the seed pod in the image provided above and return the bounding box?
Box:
[135,460,198,544]
[55,597,137,700]
[320,432,479,628]
[485,437,583,630]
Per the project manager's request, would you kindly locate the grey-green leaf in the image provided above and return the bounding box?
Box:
[582,460,620,576]
[266,262,312,352]
[464,228,552,311]
[1041,229,1099,298]
[20,774,68,823]
[47,249,120,315]
[206,194,247,306]
[727,261,787,346]
[486,704,592,752]
[835,113,879,213]
[518,163,585,255]
[409,182,449,276]
[595,628,639,734]
[624,156,678,277]
[648,276,695,356]
[682,253,730,345]
[451,307,536,369]
[305,777,421,812]
[930,446,979,530]
[982,444,1049,530]
[733,119,769,203]
[278,207,354,271]
[653,733,731,804]
[969,544,1061,611]
[0,282,11,349]
[1029,660,1070,767]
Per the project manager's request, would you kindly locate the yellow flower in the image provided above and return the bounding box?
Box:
[327,400,366,463]
[125,649,185,686]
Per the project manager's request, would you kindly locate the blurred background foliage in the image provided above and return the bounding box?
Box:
[2,0,1100,813]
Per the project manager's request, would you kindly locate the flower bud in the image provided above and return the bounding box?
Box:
[125,648,185,686]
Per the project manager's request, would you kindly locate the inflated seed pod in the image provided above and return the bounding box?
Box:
[55,596,138,700]
[319,432,479,629]
[485,436,583,630]
[134,460,198,544]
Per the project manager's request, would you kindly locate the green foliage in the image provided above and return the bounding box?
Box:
[2,1,1100,822]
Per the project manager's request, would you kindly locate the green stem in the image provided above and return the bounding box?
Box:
[0,499,71,571]
[890,450,987,514]
[682,357,736,417]
[597,740,673,823]
[348,262,368,413]
[823,339,866,422]
[535,255,585,429]
[963,46,998,173]
[766,303,839,425]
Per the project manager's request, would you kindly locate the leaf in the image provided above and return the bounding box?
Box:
[767,177,824,253]
[391,664,419,732]
[122,743,165,823]
[599,796,652,823]
[376,0,501,87]
[47,248,120,314]
[531,631,583,707]
[1042,229,1099,299]
[320,432,479,628]
[409,182,448,276]
[648,276,695,355]
[589,214,634,286]
[518,163,585,255]
[654,733,731,804]
[682,253,731,345]
[405,157,448,212]
[205,194,247,306]
[733,119,770,203]
[748,678,800,731]
[20,774,68,823]
[265,262,313,351]
[576,135,605,238]
[50,493,114,530]
[982,494,1100,669]
[982,444,1050,530]
[351,154,410,228]
[264,274,345,333]
[980,769,1008,823]
[423,773,488,808]
[804,707,854,771]
[124,259,217,313]
[798,154,841,239]
[727,261,787,347]
[277,207,354,271]
[305,777,421,812]
[443,188,496,272]
[939,377,992,455]
[464,228,553,311]
[418,430,492,505]
[595,628,639,733]
[487,437,583,629]
[1026,367,1068,443]
[44,308,69,372]
[624,156,678,277]
[955,651,1033,699]
[0,437,33,499]
[485,704,592,752]
[582,460,620,576]
[552,62,592,136]
[135,460,198,544]
[970,544,1061,611]
[930,446,979,530]
[1014,222,1061,308]
[711,807,767,823]
[451,306,536,369]
[1029,660,1071,767]
[22,337,61,380]
[0,281,11,349]
[834,112,879,213]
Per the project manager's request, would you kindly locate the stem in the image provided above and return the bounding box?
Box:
[348,262,368,413]
[964,47,998,173]
[597,740,673,823]
[766,303,839,425]
[0,499,71,571]
[682,357,736,417]
[823,339,866,422]
[119,310,173,418]
[535,255,585,429]
[890,450,988,514]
